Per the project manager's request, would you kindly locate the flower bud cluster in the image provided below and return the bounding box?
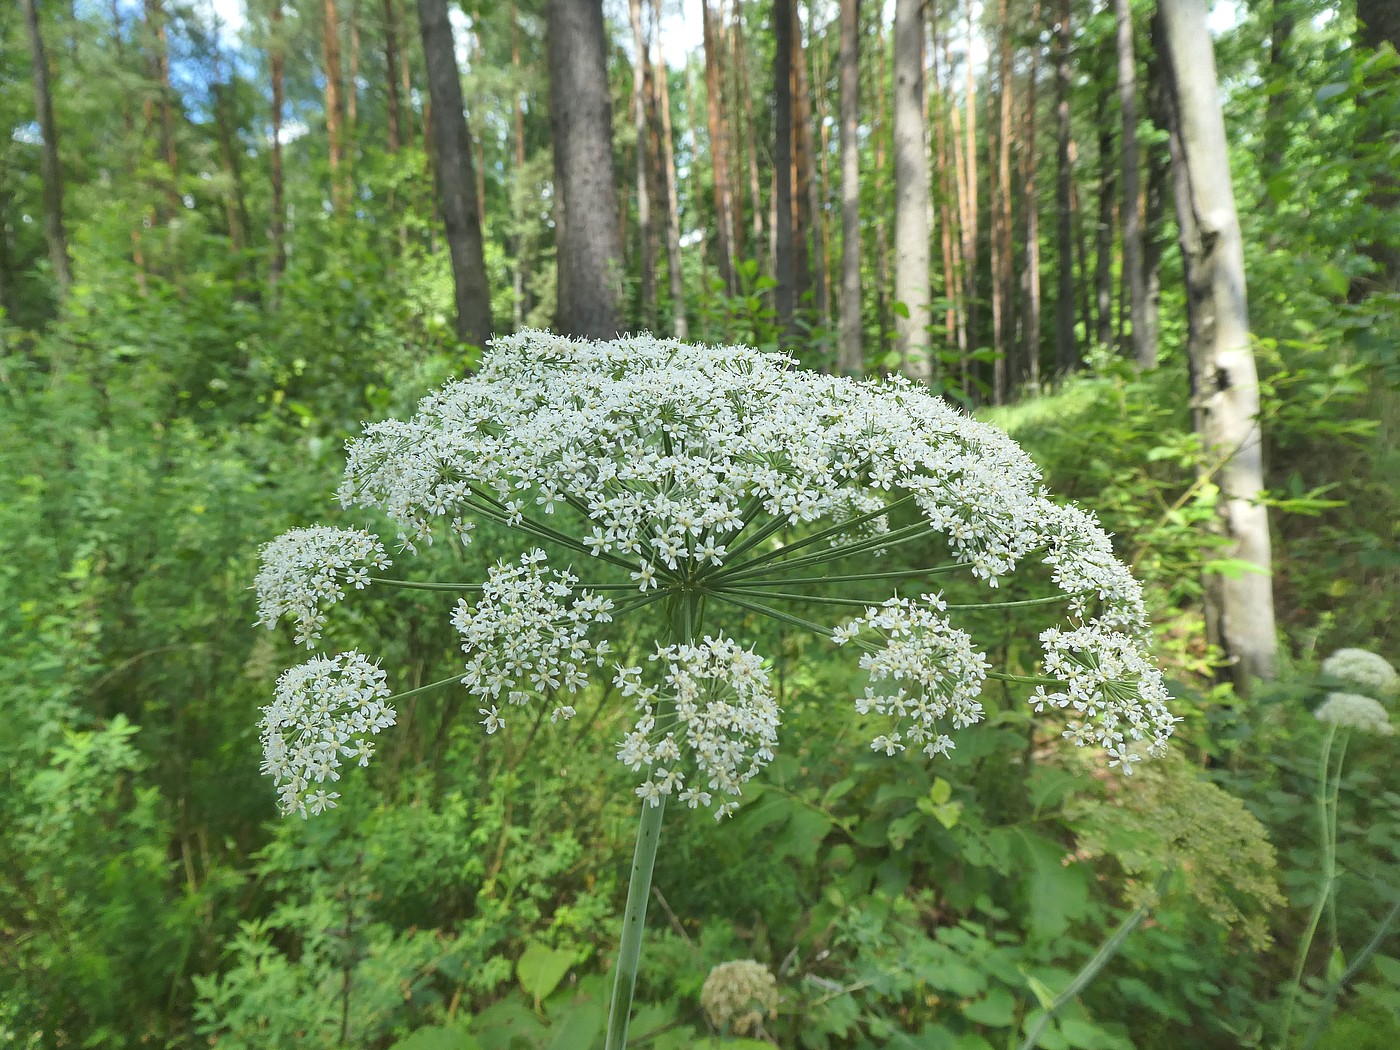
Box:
[259,651,396,817]
[701,960,778,1036]
[833,596,989,759]
[616,635,779,820]
[1032,625,1177,771]
[1321,648,1398,699]
[451,549,614,729]
[254,527,391,647]
[1314,692,1394,735]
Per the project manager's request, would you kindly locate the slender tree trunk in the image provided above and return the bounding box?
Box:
[20,0,72,298]
[650,0,688,338]
[993,0,1014,402]
[703,1,737,295]
[323,0,347,212]
[1355,0,1400,291]
[836,0,862,374]
[1116,0,1150,366]
[774,0,796,331]
[811,13,835,329]
[790,5,814,311]
[1022,0,1042,390]
[942,32,968,385]
[962,3,980,365]
[398,0,415,149]
[1261,0,1294,189]
[795,6,828,323]
[1157,0,1278,691]
[732,9,766,276]
[628,0,657,330]
[269,0,288,290]
[417,0,493,346]
[1053,0,1077,373]
[1094,96,1117,350]
[547,0,625,338]
[212,80,251,259]
[383,0,404,152]
[932,26,958,357]
[348,0,361,128]
[510,2,527,330]
[872,12,891,361]
[893,0,930,383]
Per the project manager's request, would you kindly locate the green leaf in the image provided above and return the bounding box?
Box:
[887,809,924,850]
[516,942,576,1008]
[962,986,1016,1027]
[390,1027,482,1050]
[1026,975,1058,1011]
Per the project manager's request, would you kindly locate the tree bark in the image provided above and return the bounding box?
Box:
[629,0,657,330]
[348,0,361,128]
[1094,89,1117,351]
[810,12,835,329]
[703,1,737,296]
[794,6,827,322]
[992,0,1015,401]
[1157,0,1278,691]
[1053,0,1077,373]
[547,0,624,338]
[836,0,862,374]
[774,0,797,332]
[732,6,765,274]
[962,3,980,370]
[1021,0,1043,389]
[322,0,347,212]
[650,0,688,338]
[892,0,930,383]
[1355,0,1400,291]
[21,0,72,298]
[383,0,404,152]
[872,11,891,361]
[1116,0,1151,367]
[417,0,493,346]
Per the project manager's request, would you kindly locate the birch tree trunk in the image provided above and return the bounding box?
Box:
[547,0,624,338]
[836,0,862,375]
[21,0,72,298]
[892,0,930,383]
[417,0,493,346]
[1157,0,1278,691]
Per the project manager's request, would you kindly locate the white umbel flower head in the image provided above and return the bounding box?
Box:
[255,527,391,647]
[1315,692,1395,735]
[1321,648,1398,700]
[254,332,1180,815]
[259,651,397,817]
[616,635,780,820]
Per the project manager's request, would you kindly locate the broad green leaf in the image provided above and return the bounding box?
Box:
[516,942,576,1008]
[390,1027,482,1050]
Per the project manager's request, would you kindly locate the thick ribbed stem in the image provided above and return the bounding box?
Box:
[604,592,699,1050]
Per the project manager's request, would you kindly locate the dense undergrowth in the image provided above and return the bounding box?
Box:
[2,245,1398,1049]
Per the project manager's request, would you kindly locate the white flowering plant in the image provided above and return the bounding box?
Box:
[252,331,1177,1049]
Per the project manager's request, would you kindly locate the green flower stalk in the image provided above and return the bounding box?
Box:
[251,332,1178,1047]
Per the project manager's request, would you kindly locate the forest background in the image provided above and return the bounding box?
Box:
[2,0,1399,1047]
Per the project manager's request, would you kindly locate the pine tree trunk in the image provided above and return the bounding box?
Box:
[547,0,625,338]
[993,0,1014,402]
[1094,94,1117,351]
[1053,0,1076,373]
[811,14,835,330]
[774,0,797,331]
[872,12,891,362]
[932,28,958,358]
[1157,0,1278,691]
[1116,0,1151,366]
[383,0,403,152]
[417,0,493,346]
[212,79,251,260]
[795,6,828,323]
[1355,0,1400,290]
[629,0,657,330]
[836,0,862,374]
[398,0,415,149]
[790,6,814,312]
[322,0,347,212]
[348,0,361,128]
[511,2,527,329]
[20,0,72,298]
[892,0,930,383]
[1021,0,1042,389]
[962,3,980,369]
[651,0,688,338]
[732,7,765,272]
[703,1,737,295]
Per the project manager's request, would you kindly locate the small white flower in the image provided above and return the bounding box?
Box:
[254,527,390,648]
[259,651,396,817]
